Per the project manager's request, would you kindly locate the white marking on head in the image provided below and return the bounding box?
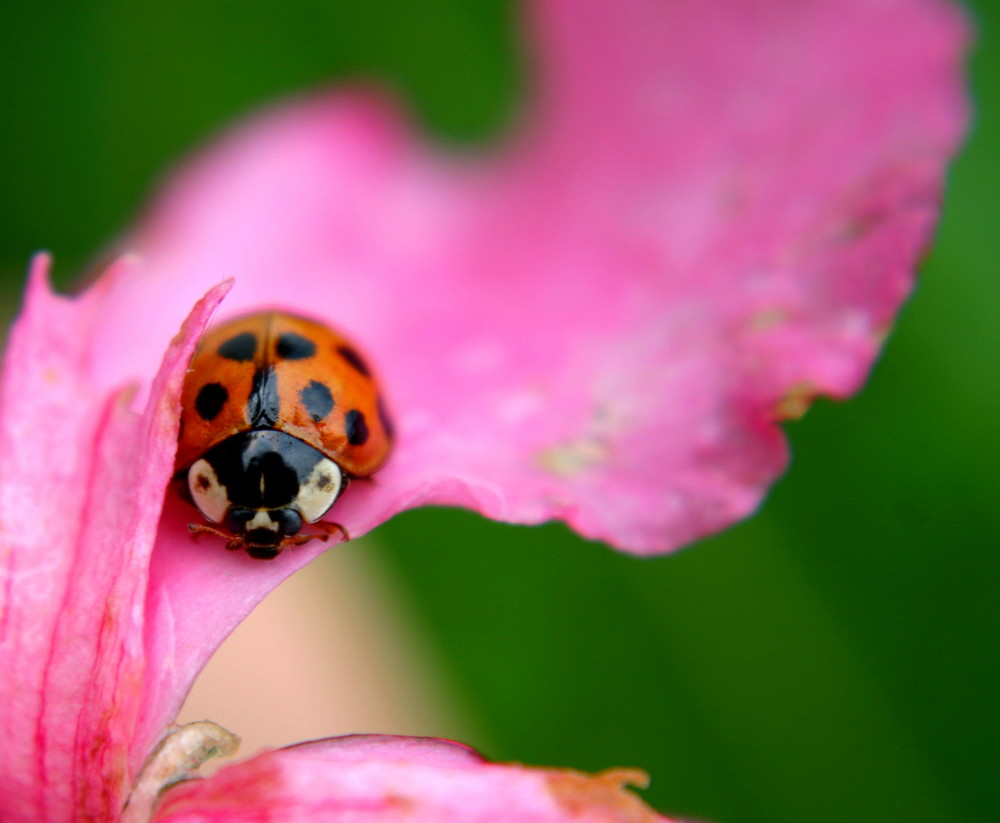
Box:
[296,457,344,523]
[247,510,278,532]
[188,459,230,524]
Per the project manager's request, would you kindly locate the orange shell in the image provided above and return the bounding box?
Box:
[176,311,393,476]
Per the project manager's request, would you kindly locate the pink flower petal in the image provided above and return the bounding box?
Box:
[151,734,677,823]
[0,256,229,821]
[56,0,970,763]
[0,2,969,819]
[90,0,966,555]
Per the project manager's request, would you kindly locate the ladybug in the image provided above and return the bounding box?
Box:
[175,311,393,559]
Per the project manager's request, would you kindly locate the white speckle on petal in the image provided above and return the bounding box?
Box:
[537,437,609,477]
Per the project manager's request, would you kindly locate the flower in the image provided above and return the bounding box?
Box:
[0,0,967,820]
[149,734,672,823]
[1,258,676,823]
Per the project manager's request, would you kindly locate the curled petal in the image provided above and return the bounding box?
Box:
[152,734,678,823]
[0,1,970,815]
[0,257,229,821]
[69,0,969,745]
[89,0,967,555]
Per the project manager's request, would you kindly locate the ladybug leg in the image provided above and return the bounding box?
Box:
[314,520,351,542]
[286,532,326,548]
[189,522,246,552]
[284,522,350,548]
[188,522,235,543]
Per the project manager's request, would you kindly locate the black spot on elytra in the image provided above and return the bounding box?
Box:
[345,409,369,446]
[300,381,334,422]
[337,345,370,377]
[217,332,257,362]
[276,332,317,360]
[377,395,395,440]
[196,383,228,421]
[246,366,280,427]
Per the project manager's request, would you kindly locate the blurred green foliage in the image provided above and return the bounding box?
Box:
[1,3,997,822]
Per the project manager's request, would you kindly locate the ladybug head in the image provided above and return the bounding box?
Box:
[222,507,304,559]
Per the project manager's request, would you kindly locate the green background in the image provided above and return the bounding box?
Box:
[2,3,997,822]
